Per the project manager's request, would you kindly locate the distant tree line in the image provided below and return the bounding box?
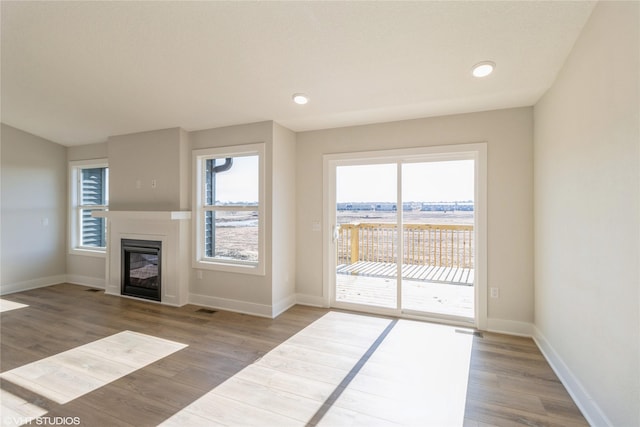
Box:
[337,201,473,212]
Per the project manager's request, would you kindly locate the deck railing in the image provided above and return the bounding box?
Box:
[337,223,474,268]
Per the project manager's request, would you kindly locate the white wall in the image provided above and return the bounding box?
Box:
[1,124,67,292]
[295,108,534,328]
[271,123,297,315]
[533,2,639,426]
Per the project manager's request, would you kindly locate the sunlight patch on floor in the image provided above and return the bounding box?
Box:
[0,299,28,313]
[160,311,473,426]
[0,389,48,427]
[326,319,473,426]
[0,331,187,404]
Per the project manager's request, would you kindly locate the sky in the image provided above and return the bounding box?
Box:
[337,160,474,203]
[212,157,474,204]
[213,155,259,203]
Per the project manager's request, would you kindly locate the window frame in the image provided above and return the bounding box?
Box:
[192,143,265,275]
[68,159,109,257]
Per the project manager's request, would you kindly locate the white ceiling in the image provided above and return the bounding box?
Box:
[1,1,596,146]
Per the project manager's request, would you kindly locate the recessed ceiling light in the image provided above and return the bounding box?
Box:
[472,61,495,78]
[292,93,309,105]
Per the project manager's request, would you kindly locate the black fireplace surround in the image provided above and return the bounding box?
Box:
[121,239,161,301]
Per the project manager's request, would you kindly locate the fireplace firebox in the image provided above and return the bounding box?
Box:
[121,239,161,301]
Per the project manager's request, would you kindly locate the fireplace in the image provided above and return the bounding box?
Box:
[94,210,190,305]
[121,239,162,301]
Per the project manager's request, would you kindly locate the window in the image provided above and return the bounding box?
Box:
[69,159,109,256]
[193,143,265,275]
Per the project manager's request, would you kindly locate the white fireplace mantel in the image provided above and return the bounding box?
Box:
[93,210,191,307]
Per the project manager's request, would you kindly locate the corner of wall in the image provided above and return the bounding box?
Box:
[178,128,191,210]
[295,293,329,308]
[272,294,297,318]
[486,318,533,337]
[188,291,274,318]
[65,274,106,289]
[532,326,612,427]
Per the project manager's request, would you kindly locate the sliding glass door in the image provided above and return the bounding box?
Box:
[326,146,484,326]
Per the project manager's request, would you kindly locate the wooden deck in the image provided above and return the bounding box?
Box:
[337,261,474,285]
[336,274,475,317]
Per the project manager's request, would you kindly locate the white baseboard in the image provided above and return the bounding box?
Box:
[65,275,105,289]
[272,294,297,318]
[486,318,534,336]
[533,326,611,427]
[0,275,67,295]
[189,292,273,318]
[295,293,329,308]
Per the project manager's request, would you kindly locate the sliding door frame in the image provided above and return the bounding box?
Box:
[323,143,487,329]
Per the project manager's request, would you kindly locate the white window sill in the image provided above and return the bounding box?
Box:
[194,259,264,276]
[69,248,106,258]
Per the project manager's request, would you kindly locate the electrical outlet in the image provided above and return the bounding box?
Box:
[490,287,499,298]
[151,179,157,189]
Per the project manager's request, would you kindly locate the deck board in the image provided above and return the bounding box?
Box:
[337,262,473,285]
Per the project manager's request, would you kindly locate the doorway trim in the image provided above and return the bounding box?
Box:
[323,143,487,329]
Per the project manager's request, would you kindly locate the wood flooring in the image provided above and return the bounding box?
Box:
[0,284,588,426]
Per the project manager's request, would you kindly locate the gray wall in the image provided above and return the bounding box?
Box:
[295,107,534,327]
[1,124,67,292]
[108,128,188,211]
[534,2,639,425]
